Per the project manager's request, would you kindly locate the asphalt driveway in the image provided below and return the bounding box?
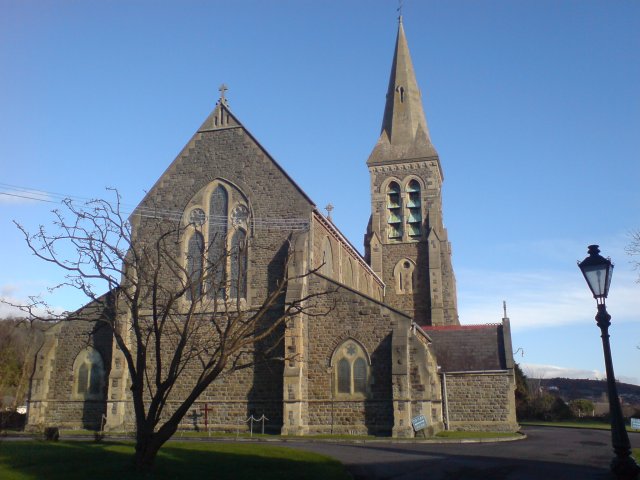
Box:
[285,427,640,480]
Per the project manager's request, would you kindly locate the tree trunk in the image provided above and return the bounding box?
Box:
[133,419,180,471]
[133,434,163,472]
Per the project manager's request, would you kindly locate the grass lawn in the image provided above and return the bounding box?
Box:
[0,440,351,480]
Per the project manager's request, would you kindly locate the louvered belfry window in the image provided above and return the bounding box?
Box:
[387,181,402,239]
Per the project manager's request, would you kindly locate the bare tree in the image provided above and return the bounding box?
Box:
[0,317,44,410]
[626,230,640,283]
[627,230,640,350]
[8,191,331,471]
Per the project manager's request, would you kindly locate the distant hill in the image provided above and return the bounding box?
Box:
[534,377,640,406]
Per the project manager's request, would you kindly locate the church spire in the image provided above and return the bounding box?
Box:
[367,18,438,165]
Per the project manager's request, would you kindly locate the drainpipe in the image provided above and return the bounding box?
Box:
[441,371,449,431]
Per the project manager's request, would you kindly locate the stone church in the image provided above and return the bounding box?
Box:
[27,19,517,436]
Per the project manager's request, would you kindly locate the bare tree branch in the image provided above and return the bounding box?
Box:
[4,191,332,470]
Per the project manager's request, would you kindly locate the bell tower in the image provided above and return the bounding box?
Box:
[364,18,459,327]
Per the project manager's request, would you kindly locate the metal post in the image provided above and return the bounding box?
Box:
[595,303,639,480]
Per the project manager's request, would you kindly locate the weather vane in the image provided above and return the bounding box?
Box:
[397,0,403,19]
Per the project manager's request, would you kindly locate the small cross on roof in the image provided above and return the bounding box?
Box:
[218,83,229,105]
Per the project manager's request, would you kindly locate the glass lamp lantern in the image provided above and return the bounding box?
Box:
[578,245,614,302]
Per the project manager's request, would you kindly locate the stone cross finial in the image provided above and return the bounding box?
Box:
[218,83,229,105]
[325,203,334,221]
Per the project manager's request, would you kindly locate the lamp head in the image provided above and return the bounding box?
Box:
[578,245,614,304]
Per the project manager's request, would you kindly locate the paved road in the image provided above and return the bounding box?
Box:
[285,427,640,480]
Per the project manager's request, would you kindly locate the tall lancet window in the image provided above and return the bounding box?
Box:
[406,180,422,238]
[186,231,204,301]
[230,229,247,299]
[387,181,402,239]
[337,359,350,393]
[208,185,228,299]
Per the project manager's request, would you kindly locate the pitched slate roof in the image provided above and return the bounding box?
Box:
[423,324,508,372]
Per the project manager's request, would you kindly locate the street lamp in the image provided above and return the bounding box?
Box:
[578,245,639,479]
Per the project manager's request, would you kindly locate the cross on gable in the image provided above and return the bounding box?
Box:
[218,83,229,106]
[325,203,334,221]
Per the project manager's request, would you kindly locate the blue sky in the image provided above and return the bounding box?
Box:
[1,1,639,384]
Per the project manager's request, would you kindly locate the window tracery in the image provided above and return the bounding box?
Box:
[73,347,105,399]
[331,339,370,398]
[184,181,250,302]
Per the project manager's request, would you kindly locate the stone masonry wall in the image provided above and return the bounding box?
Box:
[366,160,459,327]
[311,214,383,301]
[444,371,518,432]
[29,313,113,430]
[301,274,409,435]
[107,114,314,433]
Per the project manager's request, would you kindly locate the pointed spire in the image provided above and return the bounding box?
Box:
[368,18,438,165]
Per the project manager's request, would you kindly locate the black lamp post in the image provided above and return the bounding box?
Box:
[578,245,639,479]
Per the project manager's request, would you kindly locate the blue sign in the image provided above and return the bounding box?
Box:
[631,418,640,430]
[411,414,427,432]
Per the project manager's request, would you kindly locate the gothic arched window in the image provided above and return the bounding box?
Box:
[186,231,204,301]
[406,180,422,238]
[230,229,247,299]
[184,180,250,303]
[387,181,402,239]
[208,185,228,298]
[73,347,105,400]
[331,339,370,398]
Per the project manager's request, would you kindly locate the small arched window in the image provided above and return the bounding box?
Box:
[320,236,333,277]
[230,229,247,299]
[73,347,105,399]
[186,232,204,301]
[331,339,370,398]
[387,182,402,240]
[394,258,416,295]
[406,180,422,238]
